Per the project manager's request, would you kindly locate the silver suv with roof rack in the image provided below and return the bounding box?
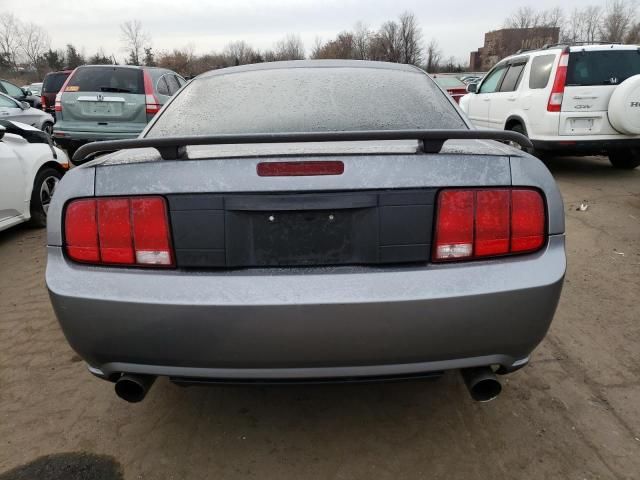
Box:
[460,42,640,169]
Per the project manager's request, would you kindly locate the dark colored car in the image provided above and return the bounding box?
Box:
[0,78,41,108]
[433,75,468,103]
[41,70,73,118]
[47,60,566,404]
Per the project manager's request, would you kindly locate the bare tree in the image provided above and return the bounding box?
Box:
[398,11,423,64]
[505,6,540,29]
[600,0,636,42]
[223,41,257,65]
[21,22,50,72]
[273,34,305,60]
[426,38,442,72]
[378,21,402,62]
[352,22,371,60]
[120,20,150,65]
[564,6,603,43]
[0,13,22,70]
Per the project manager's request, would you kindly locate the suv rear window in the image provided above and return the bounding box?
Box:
[567,50,640,86]
[65,67,144,94]
[42,72,70,93]
[147,67,466,137]
[529,55,556,89]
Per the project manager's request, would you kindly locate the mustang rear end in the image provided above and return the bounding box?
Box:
[46,61,565,403]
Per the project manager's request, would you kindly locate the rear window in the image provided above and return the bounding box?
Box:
[434,77,465,88]
[65,67,144,94]
[42,72,70,93]
[529,55,556,89]
[567,50,640,86]
[147,67,466,137]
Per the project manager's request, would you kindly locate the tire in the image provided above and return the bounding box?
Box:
[508,124,545,159]
[608,75,640,135]
[608,149,640,169]
[28,167,62,228]
[42,122,53,137]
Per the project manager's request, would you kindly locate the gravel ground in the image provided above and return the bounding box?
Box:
[1,155,639,480]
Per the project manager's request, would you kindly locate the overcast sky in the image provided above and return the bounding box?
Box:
[7,0,598,61]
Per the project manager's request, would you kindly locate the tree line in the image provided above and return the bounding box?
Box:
[0,10,468,81]
[504,1,640,45]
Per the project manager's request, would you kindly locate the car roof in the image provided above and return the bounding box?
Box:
[198,60,422,79]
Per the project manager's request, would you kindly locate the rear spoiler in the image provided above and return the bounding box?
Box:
[72,129,533,163]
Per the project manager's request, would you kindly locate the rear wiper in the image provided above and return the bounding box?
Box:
[99,87,132,93]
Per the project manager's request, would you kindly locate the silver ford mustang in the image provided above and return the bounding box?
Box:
[46,60,566,403]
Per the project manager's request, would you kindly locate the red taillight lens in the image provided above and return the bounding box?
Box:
[54,93,62,112]
[65,196,173,267]
[65,199,99,262]
[143,70,160,115]
[130,198,173,265]
[433,190,474,260]
[40,95,47,109]
[257,161,345,176]
[547,53,569,113]
[433,188,546,262]
[511,190,545,253]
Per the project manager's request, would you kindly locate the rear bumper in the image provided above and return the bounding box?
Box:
[51,128,142,144]
[533,137,640,153]
[46,236,566,381]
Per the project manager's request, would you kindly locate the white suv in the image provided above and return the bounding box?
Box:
[459,43,640,169]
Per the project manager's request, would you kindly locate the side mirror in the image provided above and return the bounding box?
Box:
[20,101,30,110]
[0,125,5,140]
[467,83,478,94]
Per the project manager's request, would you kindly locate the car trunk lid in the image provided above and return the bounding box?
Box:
[92,140,513,269]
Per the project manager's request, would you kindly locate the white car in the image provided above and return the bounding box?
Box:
[0,92,55,136]
[0,121,69,232]
[459,43,640,169]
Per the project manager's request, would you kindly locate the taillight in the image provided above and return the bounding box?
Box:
[55,68,76,114]
[143,70,160,115]
[547,52,569,112]
[433,188,545,262]
[41,95,47,109]
[64,196,174,267]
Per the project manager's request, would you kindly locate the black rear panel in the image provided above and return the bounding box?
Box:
[167,189,436,268]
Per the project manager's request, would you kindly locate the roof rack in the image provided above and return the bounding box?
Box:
[542,41,623,49]
[72,129,533,163]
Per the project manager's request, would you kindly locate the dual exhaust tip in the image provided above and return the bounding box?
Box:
[114,367,502,403]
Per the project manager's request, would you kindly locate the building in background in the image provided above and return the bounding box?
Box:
[470,27,560,72]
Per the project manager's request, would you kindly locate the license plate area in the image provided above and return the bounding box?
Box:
[81,101,122,116]
[167,189,436,268]
[226,208,378,267]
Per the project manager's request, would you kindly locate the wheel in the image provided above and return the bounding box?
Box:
[28,167,62,227]
[42,122,53,137]
[608,149,640,169]
[508,124,546,159]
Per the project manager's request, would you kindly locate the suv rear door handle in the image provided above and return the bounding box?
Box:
[507,97,517,102]
[483,98,490,102]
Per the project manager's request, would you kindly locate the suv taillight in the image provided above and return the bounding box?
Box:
[547,52,569,112]
[64,196,174,267]
[54,68,76,114]
[143,70,160,115]
[433,188,546,262]
[41,95,47,109]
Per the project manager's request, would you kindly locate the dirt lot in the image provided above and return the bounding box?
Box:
[1,156,639,480]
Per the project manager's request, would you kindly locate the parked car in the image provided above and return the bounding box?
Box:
[0,78,41,109]
[460,43,640,169]
[41,70,73,118]
[0,120,69,231]
[47,60,566,404]
[0,92,54,135]
[432,75,468,103]
[460,75,483,84]
[52,65,186,158]
[26,82,43,96]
